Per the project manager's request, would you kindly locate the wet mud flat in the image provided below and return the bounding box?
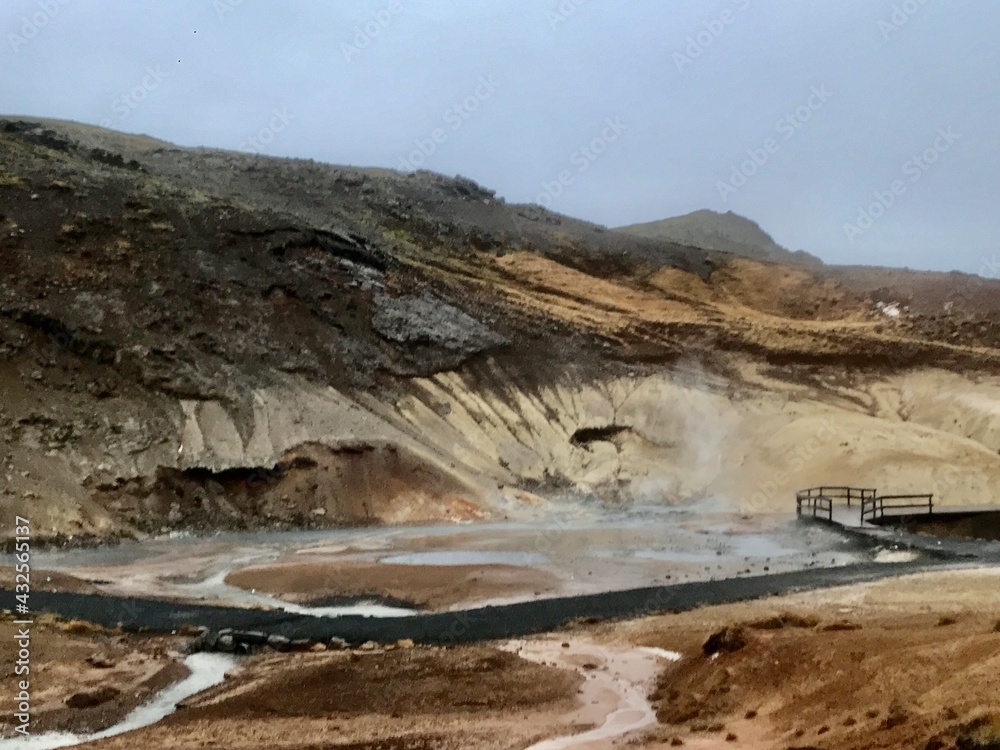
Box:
[22,510,880,614]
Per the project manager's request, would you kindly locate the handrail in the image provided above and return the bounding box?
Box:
[860,493,933,523]
[796,487,934,525]
[797,486,878,494]
[796,492,834,521]
[795,486,877,509]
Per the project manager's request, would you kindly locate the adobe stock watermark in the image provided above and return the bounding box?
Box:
[213,0,243,20]
[878,0,930,40]
[238,107,295,153]
[535,117,628,208]
[980,254,1000,280]
[341,0,403,63]
[546,0,587,30]
[397,75,499,170]
[673,0,751,72]
[98,65,169,126]
[8,0,71,53]
[717,85,832,201]
[843,127,960,244]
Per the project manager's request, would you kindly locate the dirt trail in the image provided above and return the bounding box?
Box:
[502,638,681,750]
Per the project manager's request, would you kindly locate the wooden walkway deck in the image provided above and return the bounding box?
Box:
[796,486,998,530]
[796,485,933,528]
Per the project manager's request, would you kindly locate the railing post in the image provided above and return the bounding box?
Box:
[929,494,933,515]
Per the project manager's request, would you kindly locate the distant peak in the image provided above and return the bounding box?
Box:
[615,209,821,266]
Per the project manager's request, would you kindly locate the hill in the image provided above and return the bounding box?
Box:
[617,209,822,265]
[2,116,1000,544]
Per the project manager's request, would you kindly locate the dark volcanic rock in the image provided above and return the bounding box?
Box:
[372,293,507,354]
[702,625,750,656]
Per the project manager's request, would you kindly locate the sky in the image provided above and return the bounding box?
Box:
[3,0,999,274]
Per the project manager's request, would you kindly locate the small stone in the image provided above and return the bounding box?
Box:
[396,638,415,649]
[359,640,378,651]
[86,652,116,669]
[267,634,291,651]
[66,686,120,708]
[702,626,749,656]
[328,637,350,650]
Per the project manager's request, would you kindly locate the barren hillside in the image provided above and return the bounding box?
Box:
[3,117,1000,543]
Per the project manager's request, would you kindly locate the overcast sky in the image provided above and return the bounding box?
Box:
[3,0,998,274]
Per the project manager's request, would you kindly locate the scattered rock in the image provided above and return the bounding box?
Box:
[956,714,1000,749]
[85,652,116,669]
[329,637,350,650]
[236,630,269,646]
[881,703,911,730]
[747,612,819,630]
[396,638,415,649]
[702,625,750,656]
[267,634,291,652]
[821,621,862,632]
[66,686,120,708]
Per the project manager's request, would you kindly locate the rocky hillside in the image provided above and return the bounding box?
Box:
[617,209,822,266]
[3,117,1000,544]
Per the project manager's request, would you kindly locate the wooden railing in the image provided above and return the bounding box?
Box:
[795,486,934,525]
[796,486,877,521]
[861,494,933,523]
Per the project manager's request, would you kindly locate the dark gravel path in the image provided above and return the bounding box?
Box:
[2,559,979,646]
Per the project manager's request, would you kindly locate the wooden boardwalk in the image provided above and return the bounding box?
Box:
[796,486,933,528]
[797,486,1000,534]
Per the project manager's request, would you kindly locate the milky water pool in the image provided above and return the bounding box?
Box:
[0,653,235,749]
